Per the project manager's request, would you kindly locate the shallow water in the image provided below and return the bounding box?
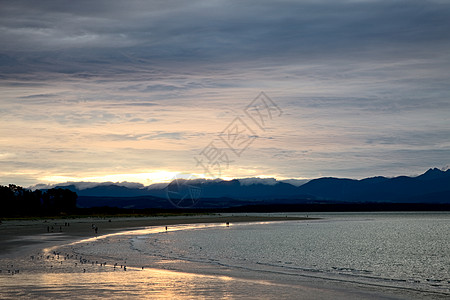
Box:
[0,269,320,300]
[138,213,449,293]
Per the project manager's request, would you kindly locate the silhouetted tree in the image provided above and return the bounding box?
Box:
[42,188,77,214]
[0,185,15,215]
[0,185,77,217]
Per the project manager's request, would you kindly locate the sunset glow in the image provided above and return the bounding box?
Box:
[1,1,449,187]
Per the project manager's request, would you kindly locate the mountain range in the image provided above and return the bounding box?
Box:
[35,168,450,209]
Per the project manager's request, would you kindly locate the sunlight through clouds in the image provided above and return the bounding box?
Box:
[41,171,180,186]
[1,0,449,186]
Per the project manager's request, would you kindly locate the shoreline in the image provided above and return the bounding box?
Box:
[0,214,310,257]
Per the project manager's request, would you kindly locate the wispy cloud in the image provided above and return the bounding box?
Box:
[1,0,449,186]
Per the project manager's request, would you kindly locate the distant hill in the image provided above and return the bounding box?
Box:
[297,168,450,203]
[39,168,450,209]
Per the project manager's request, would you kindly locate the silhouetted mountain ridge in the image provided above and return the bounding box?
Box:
[40,168,450,208]
[297,168,450,203]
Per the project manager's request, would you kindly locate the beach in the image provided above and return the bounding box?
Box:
[0,214,448,299]
[0,215,306,255]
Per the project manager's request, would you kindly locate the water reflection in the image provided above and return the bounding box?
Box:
[0,267,311,299]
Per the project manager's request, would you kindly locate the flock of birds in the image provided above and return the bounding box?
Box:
[0,264,19,275]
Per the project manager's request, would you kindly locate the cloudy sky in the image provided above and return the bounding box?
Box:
[1,0,449,187]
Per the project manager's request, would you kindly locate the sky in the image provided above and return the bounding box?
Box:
[1,0,450,187]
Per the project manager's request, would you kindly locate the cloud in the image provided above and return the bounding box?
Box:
[366,129,450,147]
[128,118,144,123]
[1,0,449,186]
[20,93,59,99]
[1,0,449,76]
[102,132,187,141]
[105,102,158,107]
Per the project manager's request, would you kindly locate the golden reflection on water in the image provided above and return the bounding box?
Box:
[0,267,293,299]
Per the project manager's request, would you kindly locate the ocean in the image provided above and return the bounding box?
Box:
[1,212,449,299]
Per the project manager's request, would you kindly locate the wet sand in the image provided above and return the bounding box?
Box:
[0,215,307,256]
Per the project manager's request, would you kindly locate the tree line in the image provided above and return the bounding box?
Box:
[0,184,77,217]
